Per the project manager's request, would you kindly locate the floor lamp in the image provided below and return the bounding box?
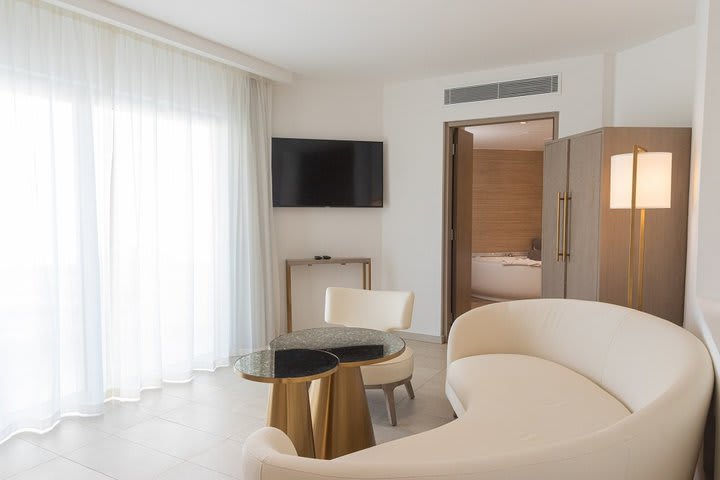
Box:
[610,146,672,310]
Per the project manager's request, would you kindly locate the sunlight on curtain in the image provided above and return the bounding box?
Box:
[0,0,279,442]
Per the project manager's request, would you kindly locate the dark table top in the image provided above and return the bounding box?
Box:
[234,348,339,383]
[269,327,405,367]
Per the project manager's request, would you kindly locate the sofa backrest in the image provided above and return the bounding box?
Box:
[447,299,713,480]
[448,299,708,412]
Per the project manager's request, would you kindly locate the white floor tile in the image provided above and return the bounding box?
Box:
[228,396,267,421]
[161,403,262,437]
[0,439,55,480]
[227,417,265,443]
[394,412,454,434]
[72,403,153,434]
[190,385,256,410]
[364,376,417,411]
[161,381,223,402]
[192,368,243,388]
[66,436,182,480]
[116,418,224,459]
[415,374,448,398]
[132,389,191,416]
[413,353,447,370]
[189,439,245,479]
[155,461,236,480]
[9,457,113,480]
[394,392,455,421]
[372,424,414,444]
[1,340,450,479]
[366,390,392,419]
[18,421,109,455]
[405,340,448,359]
[411,366,444,388]
[226,379,270,397]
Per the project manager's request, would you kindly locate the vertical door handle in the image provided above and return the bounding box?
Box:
[556,192,564,262]
[562,193,571,260]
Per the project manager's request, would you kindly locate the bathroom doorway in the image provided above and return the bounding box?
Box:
[442,113,558,341]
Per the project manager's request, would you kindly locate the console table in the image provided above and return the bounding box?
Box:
[285,257,371,332]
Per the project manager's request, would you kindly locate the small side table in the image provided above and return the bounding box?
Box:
[285,257,371,332]
[234,348,339,458]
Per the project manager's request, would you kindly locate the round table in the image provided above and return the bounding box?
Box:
[234,348,339,458]
[270,327,406,459]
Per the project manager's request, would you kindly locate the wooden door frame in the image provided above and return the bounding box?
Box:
[441,112,559,342]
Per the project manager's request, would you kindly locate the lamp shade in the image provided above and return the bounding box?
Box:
[610,152,672,209]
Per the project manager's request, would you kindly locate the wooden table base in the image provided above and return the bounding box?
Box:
[311,365,375,459]
[267,383,315,458]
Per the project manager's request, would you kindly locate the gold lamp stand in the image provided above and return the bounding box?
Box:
[613,145,672,312]
[626,144,647,310]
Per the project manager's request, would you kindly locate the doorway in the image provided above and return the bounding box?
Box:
[442,112,558,341]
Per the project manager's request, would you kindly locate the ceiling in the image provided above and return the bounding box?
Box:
[105,0,695,82]
[465,119,554,151]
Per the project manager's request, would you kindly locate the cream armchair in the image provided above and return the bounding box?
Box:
[324,287,415,425]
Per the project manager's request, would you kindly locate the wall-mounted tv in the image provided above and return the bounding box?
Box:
[272,137,383,208]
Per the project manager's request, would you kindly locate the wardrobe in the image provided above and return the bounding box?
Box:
[541,127,691,325]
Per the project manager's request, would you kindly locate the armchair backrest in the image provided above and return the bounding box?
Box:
[324,287,414,332]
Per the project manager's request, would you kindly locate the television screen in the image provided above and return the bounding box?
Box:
[271,138,383,207]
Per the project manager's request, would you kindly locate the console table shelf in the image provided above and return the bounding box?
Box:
[285,257,371,332]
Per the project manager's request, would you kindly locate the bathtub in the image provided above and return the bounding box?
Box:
[471,254,541,302]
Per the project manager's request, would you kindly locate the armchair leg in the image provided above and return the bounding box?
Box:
[404,380,415,399]
[382,384,397,426]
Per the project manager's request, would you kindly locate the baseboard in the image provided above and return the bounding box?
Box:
[397,331,444,344]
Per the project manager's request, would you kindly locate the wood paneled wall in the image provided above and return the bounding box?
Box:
[472,149,544,253]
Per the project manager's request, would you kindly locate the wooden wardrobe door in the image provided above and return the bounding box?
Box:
[541,139,569,298]
[565,132,603,300]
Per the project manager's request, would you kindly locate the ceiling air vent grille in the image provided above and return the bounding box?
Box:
[444,75,559,105]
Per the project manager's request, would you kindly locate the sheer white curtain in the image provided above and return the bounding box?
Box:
[0,0,279,442]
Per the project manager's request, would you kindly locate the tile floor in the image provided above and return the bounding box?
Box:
[0,339,451,479]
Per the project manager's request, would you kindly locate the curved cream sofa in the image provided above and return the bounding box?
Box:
[242,299,713,480]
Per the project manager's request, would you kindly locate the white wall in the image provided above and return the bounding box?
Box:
[271,30,700,341]
[693,9,720,306]
[272,78,384,332]
[381,55,608,338]
[614,26,697,127]
[684,0,720,476]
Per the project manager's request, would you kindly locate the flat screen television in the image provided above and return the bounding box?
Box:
[271,137,383,207]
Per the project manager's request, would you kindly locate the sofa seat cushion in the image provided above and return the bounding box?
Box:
[339,354,630,463]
